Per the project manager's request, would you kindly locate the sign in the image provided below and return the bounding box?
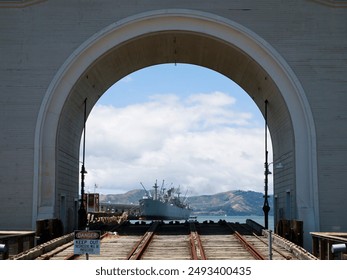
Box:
[74,230,101,255]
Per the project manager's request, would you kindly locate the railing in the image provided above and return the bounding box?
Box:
[0,231,35,259]
[311,232,347,260]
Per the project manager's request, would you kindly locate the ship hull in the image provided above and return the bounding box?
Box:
[139,199,192,220]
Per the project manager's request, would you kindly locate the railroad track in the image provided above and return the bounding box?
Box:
[11,220,316,260]
[105,221,266,260]
[126,221,159,260]
[233,231,265,260]
[189,222,207,260]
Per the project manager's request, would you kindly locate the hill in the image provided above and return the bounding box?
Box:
[99,189,273,216]
[188,190,273,216]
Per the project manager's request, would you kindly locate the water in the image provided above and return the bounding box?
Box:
[195,215,274,231]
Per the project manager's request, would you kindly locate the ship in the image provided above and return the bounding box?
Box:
[139,180,192,220]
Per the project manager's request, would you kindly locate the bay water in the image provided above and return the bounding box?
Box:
[195,215,274,231]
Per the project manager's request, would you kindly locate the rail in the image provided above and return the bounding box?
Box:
[234,231,266,260]
[9,219,310,260]
[252,233,292,259]
[189,222,207,260]
[126,221,159,260]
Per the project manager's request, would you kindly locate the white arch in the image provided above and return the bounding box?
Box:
[33,9,319,236]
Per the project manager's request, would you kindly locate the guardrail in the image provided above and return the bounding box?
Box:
[0,231,35,259]
[311,232,347,260]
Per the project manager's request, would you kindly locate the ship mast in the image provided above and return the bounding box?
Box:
[153,180,159,200]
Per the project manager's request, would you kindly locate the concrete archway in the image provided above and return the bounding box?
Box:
[34,9,318,246]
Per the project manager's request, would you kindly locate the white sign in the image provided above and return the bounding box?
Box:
[74,230,101,255]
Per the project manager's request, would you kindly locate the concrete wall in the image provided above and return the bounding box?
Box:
[0,1,346,248]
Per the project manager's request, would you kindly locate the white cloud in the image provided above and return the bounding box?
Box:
[119,75,133,83]
[83,92,269,195]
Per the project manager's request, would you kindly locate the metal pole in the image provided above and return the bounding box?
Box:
[78,98,88,229]
[263,100,270,229]
[268,230,273,260]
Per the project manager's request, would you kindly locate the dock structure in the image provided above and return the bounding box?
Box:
[8,220,317,260]
[0,231,35,260]
[311,232,347,260]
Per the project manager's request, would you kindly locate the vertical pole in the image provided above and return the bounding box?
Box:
[263,100,270,229]
[268,230,273,260]
[78,98,88,229]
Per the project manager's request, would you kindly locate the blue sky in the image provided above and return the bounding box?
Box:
[100,64,261,119]
[83,63,272,195]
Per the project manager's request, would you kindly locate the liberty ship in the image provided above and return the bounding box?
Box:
[139,181,192,220]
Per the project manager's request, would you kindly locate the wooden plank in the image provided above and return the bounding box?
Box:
[21,222,315,260]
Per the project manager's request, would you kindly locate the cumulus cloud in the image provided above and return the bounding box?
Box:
[83,91,269,195]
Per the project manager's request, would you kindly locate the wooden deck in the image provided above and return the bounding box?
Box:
[9,221,318,260]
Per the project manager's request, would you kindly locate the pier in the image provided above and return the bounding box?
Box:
[311,232,347,260]
[8,219,316,260]
[0,231,35,260]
